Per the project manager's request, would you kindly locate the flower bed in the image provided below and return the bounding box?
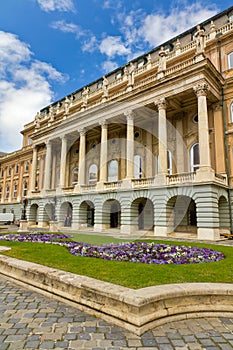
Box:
[0,233,224,265]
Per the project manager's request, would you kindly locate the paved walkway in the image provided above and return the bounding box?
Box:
[1,275,233,350]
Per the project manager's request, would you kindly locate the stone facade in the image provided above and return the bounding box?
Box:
[1,7,233,240]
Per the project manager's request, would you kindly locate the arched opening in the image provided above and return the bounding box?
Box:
[88,164,98,184]
[43,203,55,225]
[190,143,199,172]
[167,195,197,233]
[28,204,39,225]
[134,155,143,179]
[131,197,154,231]
[79,200,95,227]
[108,160,118,182]
[60,202,73,227]
[219,196,230,233]
[102,199,121,229]
[71,167,79,185]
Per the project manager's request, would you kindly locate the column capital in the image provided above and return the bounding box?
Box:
[193,82,209,97]
[157,98,167,110]
[213,102,222,112]
[46,139,52,147]
[99,119,108,127]
[124,110,134,121]
[78,128,86,136]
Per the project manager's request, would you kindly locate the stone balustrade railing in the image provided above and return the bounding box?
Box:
[104,181,122,189]
[33,19,233,132]
[167,172,196,185]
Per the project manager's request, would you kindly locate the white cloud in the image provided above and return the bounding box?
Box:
[139,3,217,47]
[0,31,67,152]
[36,0,75,12]
[99,36,130,58]
[102,0,122,10]
[102,60,118,73]
[82,36,98,53]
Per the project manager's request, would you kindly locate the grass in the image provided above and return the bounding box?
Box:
[0,233,232,289]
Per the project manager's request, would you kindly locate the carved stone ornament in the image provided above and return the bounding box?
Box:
[157,98,167,110]
[124,110,134,121]
[193,82,209,97]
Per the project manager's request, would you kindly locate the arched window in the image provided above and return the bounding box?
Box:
[230,102,233,123]
[134,155,143,179]
[228,52,233,69]
[22,181,27,197]
[167,150,173,175]
[190,143,200,172]
[71,167,79,185]
[88,164,98,184]
[108,160,118,182]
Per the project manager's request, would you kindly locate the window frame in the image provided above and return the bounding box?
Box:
[108,159,118,182]
[190,143,200,172]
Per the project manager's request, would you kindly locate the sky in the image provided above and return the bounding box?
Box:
[0,0,232,153]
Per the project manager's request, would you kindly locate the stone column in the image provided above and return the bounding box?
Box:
[193,83,211,170]
[146,130,153,178]
[125,110,134,179]
[44,140,52,190]
[78,128,86,185]
[60,136,68,188]
[99,120,108,182]
[157,98,168,174]
[175,118,185,173]
[51,152,57,189]
[213,103,226,174]
[30,145,38,192]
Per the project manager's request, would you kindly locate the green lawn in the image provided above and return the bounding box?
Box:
[0,233,232,289]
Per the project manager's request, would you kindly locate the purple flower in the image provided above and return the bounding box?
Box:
[0,233,225,265]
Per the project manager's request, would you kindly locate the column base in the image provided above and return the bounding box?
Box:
[154,226,168,237]
[49,221,58,232]
[154,173,167,185]
[94,224,109,232]
[18,220,28,232]
[195,167,215,182]
[120,224,137,235]
[197,228,220,241]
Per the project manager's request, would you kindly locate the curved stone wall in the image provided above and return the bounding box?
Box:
[0,254,232,335]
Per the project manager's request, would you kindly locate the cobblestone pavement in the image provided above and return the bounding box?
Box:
[0,275,233,350]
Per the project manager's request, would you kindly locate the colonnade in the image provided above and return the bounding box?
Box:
[30,83,212,192]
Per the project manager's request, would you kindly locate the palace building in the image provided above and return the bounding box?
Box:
[1,7,233,240]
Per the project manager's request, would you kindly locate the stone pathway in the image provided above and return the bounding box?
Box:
[0,275,233,350]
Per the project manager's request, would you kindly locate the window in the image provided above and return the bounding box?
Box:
[71,167,79,185]
[115,71,122,79]
[13,184,17,198]
[22,181,27,197]
[167,150,173,175]
[134,155,143,179]
[228,52,233,69]
[108,160,118,182]
[27,136,31,145]
[15,164,19,174]
[230,102,233,123]
[25,161,29,172]
[190,143,200,172]
[7,166,11,177]
[88,164,98,184]
[0,186,2,199]
[0,168,3,178]
[5,185,9,199]
[137,59,145,68]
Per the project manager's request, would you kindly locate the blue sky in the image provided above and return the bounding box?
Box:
[0,0,232,152]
